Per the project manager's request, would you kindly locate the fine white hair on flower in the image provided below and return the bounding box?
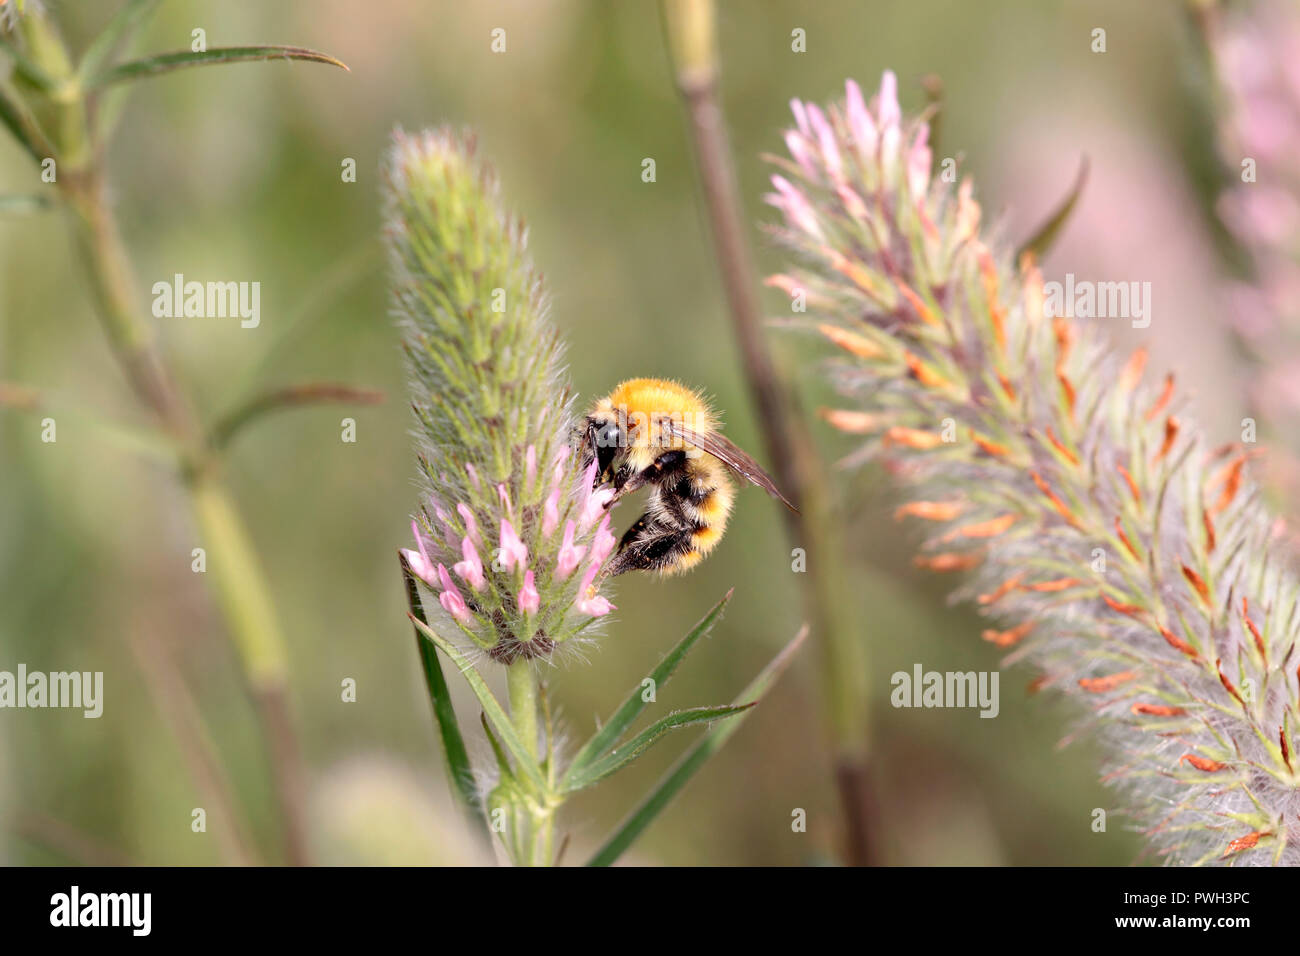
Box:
[0,0,42,33]
[771,73,1300,866]
[385,128,618,662]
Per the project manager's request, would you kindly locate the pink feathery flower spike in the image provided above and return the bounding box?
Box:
[769,72,1300,866]
[388,128,623,661]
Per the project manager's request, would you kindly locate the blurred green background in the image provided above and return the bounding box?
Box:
[0,0,1244,865]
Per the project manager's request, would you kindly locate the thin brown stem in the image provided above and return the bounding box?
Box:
[56,142,311,870]
[11,812,136,867]
[662,0,876,865]
[253,685,310,866]
[128,630,258,866]
[209,382,384,450]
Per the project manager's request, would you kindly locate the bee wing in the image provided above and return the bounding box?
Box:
[667,421,799,513]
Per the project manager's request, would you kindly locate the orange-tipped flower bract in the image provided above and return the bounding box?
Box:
[770,74,1300,866]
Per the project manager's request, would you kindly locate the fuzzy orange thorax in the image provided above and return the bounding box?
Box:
[593,378,718,463]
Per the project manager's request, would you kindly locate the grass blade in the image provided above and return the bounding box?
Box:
[562,588,733,787]
[93,45,349,87]
[1016,155,1089,262]
[77,0,162,83]
[0,37,60,93]
[0,81,54,161]
[0,381,181,464]
[209,382,383,451]
[406,610,547,793]
[563,704,754,792]
[479,712,512,780]
[401,554,488,842]
[586,624,808,867]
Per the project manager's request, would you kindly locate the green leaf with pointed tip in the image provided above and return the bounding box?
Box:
[91,45,349,87]
[407,611,547,793]
[0,382,181,464]
[586,625,809,867]
[563,704,754,792]
[403,556,489,843]
[0,38,60,93]
[561,589,733,788]
[77,0,162,83]
[1017,156,1090,263]
[0,82,54,161]
[480,711,514,782]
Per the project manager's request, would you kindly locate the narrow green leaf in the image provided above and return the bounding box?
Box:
[562,588,733,786]
[1016,156,1090,262]
[407,611,547,793]
[0,194,51,215]
[93,45,350,87]
[479,712,513,781]
[209,382,383,451]
[0,87,27,151]
[0,38,60,93]
[586,624,809,867]
[0,382,181,464]
[0,81,54,161]
[402,554,489,842]
[563,704,754,792]
[77,0,163,83]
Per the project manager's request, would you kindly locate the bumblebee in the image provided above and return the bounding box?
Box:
[581,378,796,577]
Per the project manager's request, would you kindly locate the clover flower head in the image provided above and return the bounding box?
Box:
[770,73,1300,865]
[387,129,618,662]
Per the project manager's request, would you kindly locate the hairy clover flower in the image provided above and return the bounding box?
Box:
[385,130,616,664]
[770,73,1300,865]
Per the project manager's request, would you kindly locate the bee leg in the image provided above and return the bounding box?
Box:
[603,512,695,576]
[576,419,598,473]
[604,450,688,509]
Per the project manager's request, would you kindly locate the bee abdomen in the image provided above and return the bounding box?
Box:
[606,515,697,576]
[690,521,724,554]
[670,475,732,523]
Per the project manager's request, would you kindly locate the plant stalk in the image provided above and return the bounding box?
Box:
[505,661,556,865]
[661,0,876,865]
[57,144,310,868]
[127,628,258,866]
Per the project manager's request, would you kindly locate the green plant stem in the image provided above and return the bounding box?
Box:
[63,171,191,438]
[12,812,136,867]
[57,159,310,867]
[209,382,383,451]
[506,661,539,762]
[4,2,352,868]
[182,463,309,867]
[505,661,556,866]
[661,0,876,865]
[127,628,257,866]
[187,477,289,687]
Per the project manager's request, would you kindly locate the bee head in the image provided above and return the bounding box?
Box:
[586,414,626,483]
